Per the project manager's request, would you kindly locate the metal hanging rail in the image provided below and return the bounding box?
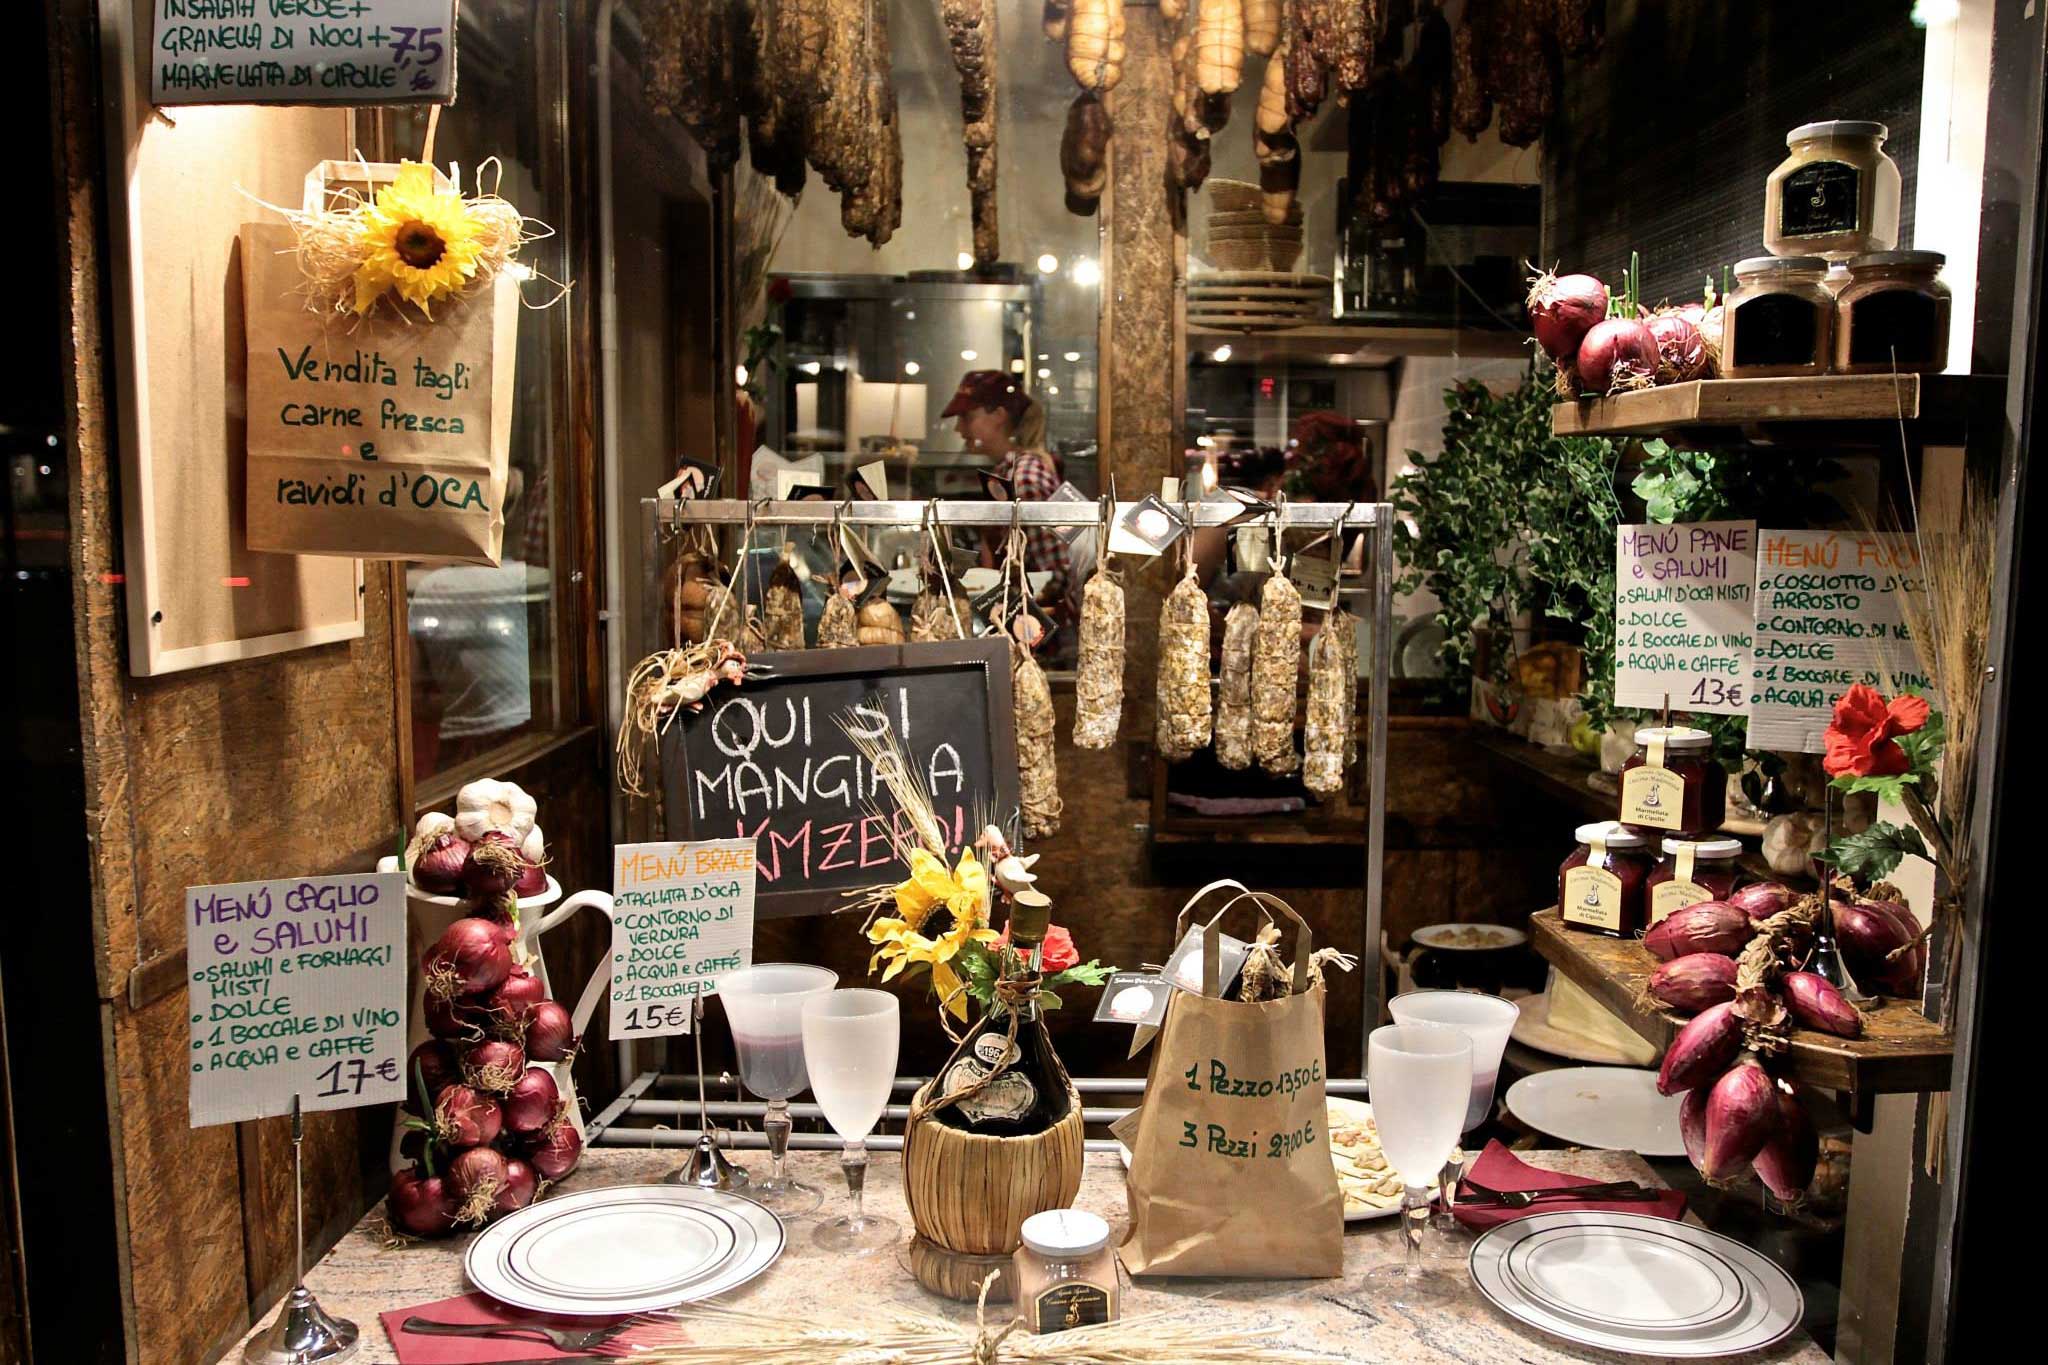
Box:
[601,494,1394,1149]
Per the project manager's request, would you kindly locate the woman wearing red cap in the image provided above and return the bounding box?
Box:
[943,370,1074,640]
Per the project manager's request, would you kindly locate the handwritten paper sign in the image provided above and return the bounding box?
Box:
[1614,520,1757,715]
[609,840,758,1041]
[1749,530,1930,752]
[153,1,457,106]
[187,871,406,1127]
[241,221,514,563]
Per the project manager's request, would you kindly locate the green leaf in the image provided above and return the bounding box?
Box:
[1046,959,1114,990]
[1037,990,1063,1011]
[1829,771,1921,805]
[1822,820,1930,881]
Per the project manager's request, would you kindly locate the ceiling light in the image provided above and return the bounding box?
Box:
[960,349,978,362]
[903,361,921,376]
[957,252,975,270]
[1071,258,1100,286]
[1037,253,1060,273]
[1212,345,1233,363]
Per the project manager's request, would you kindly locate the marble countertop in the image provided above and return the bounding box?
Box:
[222,1146,1827,1364]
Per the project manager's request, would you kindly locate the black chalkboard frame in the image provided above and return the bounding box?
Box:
[658,638,1021,919]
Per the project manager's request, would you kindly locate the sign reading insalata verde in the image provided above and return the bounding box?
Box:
[186,871,407,1127]
[151,0,458,106]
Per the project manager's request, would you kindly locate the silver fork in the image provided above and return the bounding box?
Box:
[401,1316,627,1352]
[1459,1178,1658,1209]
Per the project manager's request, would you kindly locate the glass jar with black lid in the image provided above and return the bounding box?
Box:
[1724,257,1835,378]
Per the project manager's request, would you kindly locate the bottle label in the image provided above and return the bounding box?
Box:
[1620,764,1685,830]
[1562,865,1624,931]
[1779,160,1862,237]
[1651,879,1711,923]
[941,1054,1038,1125]
[1034,1282,1111,1334]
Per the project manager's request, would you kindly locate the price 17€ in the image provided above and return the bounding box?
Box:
[315,1056,399,1098]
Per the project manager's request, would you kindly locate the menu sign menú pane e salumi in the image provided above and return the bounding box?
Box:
[152,0,457,106]
[608,839,758,1042]
[187,871,407,1127]
[1614,520,1758,716]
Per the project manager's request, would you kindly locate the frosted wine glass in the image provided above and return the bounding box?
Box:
[1366,1022,1471,1304]
[1389,989,1518,1236]
[800,988,901,1254]
[721,963,838,1215]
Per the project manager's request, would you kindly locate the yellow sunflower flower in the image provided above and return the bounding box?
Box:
[351,162,485,317]
[866,849,1000,1019]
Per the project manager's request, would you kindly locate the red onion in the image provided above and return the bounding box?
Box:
[1782,971,1863,1038]
[1657,1001,1742,1096]
[503,1067,561,1134]
[1833,903,1916,995]
[514,854,547,898]
[433,1084,503,1148]
[462,1039,527,1096]
[408,833,471,895]
[1728,882,1796,923]
[1702,1061,1778,1181]
[448,1146,512,1226]
[493,1158,540,1218]
[424,991,486,1042]
[1576,318,1660,395]
[1527,271,1610,362]
[1680,1087,1710,1171]
[1647,953,1739,1013]
[408,1040,458,1112]
[1643,901,1751,961]
[462,831,526,899]
[1645,313,1710,383]
[1752,1084,1818,1203]
[388,1167,458,1238]
[525,1000,577,1063]
[423,917,514,1001]
[528,1109,584,1181]
[486,968,547,1038]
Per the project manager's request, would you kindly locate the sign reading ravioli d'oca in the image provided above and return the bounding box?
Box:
[241,218,516,564]
[1748,528,1933,752]
[1613,520,1757,716]
[152,0,457,106]
[608,839,758,1042]
[186,871,407,1127]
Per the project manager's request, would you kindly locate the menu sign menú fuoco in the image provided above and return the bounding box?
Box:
[659,640,1021,918]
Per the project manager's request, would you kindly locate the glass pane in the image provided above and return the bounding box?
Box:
[392,0,570,781]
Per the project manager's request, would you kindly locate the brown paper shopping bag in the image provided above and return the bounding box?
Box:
[1120,879,1344,1279]
[241,162,516,564]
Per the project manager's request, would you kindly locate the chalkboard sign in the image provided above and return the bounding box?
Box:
[660,640,1020,918]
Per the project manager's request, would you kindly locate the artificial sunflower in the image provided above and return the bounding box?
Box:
[865,847,1000,1020]
[352,161,485,317]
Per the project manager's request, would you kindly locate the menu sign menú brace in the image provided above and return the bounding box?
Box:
[152,0,458,106]
[608,839,758,1042]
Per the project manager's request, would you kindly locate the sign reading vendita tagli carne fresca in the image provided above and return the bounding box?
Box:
[152,0,457,107]
[186,871,407,1127]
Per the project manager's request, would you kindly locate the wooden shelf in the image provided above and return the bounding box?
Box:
[1188,324,1528,366]
[1549,374,2000,444]
[1529,909,1952,1097]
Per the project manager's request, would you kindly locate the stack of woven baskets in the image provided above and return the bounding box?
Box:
[1199,178,1304,272]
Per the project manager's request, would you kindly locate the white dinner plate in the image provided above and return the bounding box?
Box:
[1470,1211,1803,1357]
[1117,1096,1432,1223]
[466,1186,783,1316]
[1504,1067,1685,1156]
[1411,922,1527,952]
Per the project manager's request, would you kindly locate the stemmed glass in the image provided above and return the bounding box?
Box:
[1388,990,1518,1238]
[799,988,901,1254]
[720,964,838,1215]
[1366,1021,1472,1303]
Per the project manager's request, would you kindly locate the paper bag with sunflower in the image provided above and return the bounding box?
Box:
[242,159,535,564]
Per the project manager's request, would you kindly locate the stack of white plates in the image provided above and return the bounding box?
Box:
[1470,1211,1803,1357]
[465,1186,784,1316]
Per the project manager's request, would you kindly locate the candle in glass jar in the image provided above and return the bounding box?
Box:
[1013,1209,1118,1334]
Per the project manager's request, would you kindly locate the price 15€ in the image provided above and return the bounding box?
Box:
[620,1002,695,1034]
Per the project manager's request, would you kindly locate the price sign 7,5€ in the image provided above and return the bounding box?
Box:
[609,839,758,1041]
[187,871,407,1127]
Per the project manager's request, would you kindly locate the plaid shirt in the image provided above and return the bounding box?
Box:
[995,449,1073,610]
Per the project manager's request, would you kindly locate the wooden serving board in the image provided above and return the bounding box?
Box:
[1528,908,1952,1097]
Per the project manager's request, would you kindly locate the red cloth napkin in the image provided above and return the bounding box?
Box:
[1451,1140,1687,1231]
[380,1292,644,1363]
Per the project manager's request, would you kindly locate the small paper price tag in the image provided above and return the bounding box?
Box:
[609,839,758,1041]
[1092,971,1173,1027]
[1109,494,1185,558]
[853,460,889,501]
[1289,551,1339,600]
[1235,524,1273,573]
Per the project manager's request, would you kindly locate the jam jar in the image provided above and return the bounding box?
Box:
[1619,726,1726,837]
[1764,120,1902,260]
[1646,837,1744,924]
[1723,257,1835,378]
[1558,821,1653,937]
[1834,250,1951,374]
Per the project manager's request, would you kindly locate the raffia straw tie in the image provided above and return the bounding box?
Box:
[908,974,1037,1125]
[972,1272,1019,1365]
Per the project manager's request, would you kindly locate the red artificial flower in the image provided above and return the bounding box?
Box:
[1822,683,1931,778]
[1040,924,1080,973]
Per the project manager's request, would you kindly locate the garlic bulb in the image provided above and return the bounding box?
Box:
[415,811,456,841]
[521,824,546,863]
[455,778,538,842]
[1762,812,1826,878]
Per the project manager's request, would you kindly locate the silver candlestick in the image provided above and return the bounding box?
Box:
[243,1096,359,1364]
